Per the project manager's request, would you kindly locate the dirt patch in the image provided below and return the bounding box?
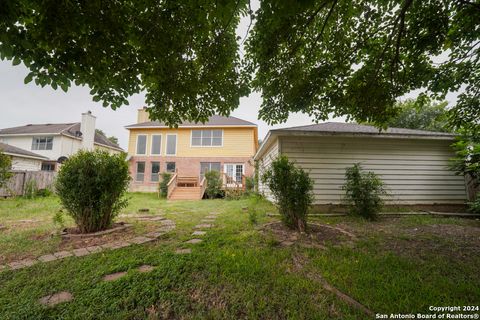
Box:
[61,223,132,238]
[261,222,356,249]
[380,223,480,261]
[57,227,140,251]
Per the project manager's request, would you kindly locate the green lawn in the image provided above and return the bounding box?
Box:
[0,193,479,319]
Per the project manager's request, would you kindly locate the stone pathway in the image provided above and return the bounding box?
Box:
[175,211,221,255]
[39,291,73,307]
[1,218,176,273]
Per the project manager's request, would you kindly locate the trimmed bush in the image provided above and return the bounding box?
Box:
[205,170,223,199]
[342,163,387,220]
[261,155,314,232]
[55,150,130,233]
[159,172,172,198]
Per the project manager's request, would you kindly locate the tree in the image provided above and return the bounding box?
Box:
[0,151,13,189]
[1,1,478,129]
[96,129,119,146]
[382,99,450,132]
[245,0,479,129]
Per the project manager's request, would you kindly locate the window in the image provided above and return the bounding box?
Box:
[151,162,160,182]
[166,134,177,155]
[136,135,147,155]
[225,164,244,183]
[32,136,53,150]
[41,163,55,171]
[200,162,221,179]
[136,162,145,182]
[191,130,222,146]
[151,135,162,155]
[166,162,176,173]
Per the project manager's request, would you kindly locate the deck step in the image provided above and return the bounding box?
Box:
[168,186,203,200]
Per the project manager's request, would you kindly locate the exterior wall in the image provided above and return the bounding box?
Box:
[127,127,257,158]
[280,135,467,205]
[129,156,254,192]
[10,156,42,171]
[257,139,279,200]
[0,135,63,161]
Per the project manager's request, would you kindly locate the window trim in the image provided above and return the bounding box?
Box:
[165,134,177,156]
[32,136,54,151]
[135,161,146,182]
[190,129,223,147]
[135,134,148,156]
[150,134,162,155]
[150,161,160,182]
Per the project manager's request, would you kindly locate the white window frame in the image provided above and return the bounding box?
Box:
[136,161,146,182]
[224,163,245,182]
[150,134,162,155]
[135,134,148,155]
[190,129,223,147]
[165,134,177,156]
[32,136,54,150]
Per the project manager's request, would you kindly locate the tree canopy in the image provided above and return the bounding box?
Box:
[1,0,479,129]
[380,99,450,132]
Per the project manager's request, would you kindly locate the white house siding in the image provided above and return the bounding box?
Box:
[258,139,280,200]
[1,135,62,161]
[280,136,467,205]
[11,156,42,171]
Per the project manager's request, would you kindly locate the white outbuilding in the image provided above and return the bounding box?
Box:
[254,123,467,207]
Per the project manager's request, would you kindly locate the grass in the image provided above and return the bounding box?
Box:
[0,193,479,319]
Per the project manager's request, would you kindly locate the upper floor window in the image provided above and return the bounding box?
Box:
[166,134,177,155]
[151,135,162,155]
[32,136,53,150]
[136,135,147,155]
[191,129,222,147]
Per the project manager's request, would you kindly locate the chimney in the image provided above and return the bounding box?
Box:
[80,111,96,150]
[137,107,150,123]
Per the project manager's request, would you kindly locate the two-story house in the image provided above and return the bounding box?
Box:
[125,108,258,198]
[0,111,123,171]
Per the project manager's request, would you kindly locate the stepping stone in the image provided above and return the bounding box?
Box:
[145,232,164,238]
[186,238,202,244]
[37,254,57,262]
[175,248,191,254]
[201,219,215,223]
[54,251,73,259]
[194,224,213,229]
[19,259,37,267]
[39,291,73,307]
[280,241,295,247]
[85,246,103,253]
[192,231,206,236]
[138,208,150,213]
[72,248,90,257]
[103,271,127,282]
[205,215,217,219]
[129,236,156,245]
[108,241,131,249]
[7,261,26,270]
[137,265,155,273]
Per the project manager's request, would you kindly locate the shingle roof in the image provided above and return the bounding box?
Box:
[0,123,123,150]
[0,142,48,160]
[125,115,257,128]
[273,122,454,137]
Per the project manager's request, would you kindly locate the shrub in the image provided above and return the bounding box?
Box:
[342,163,387,220]
[261,155,314,232]
[24,179,38,199]
[55,150,130,233]
[0,151,12,189]
[468,192,480,213]
[205,170,222,199]
[36,188,53,197]
[158,172,172,198]
[245,176,255,193]
[248,207,258,225]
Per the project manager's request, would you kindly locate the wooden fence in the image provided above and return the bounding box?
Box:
[0,171,57,197]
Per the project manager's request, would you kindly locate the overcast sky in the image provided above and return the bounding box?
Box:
[0,2,459,149]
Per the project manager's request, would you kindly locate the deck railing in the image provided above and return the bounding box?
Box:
[166,173,178,199]
[199,177,207,199]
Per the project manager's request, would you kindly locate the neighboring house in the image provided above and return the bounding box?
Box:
[0,142,48,171]
[125,108,258,198]
[255,122,467,207]
[0,112,123,171]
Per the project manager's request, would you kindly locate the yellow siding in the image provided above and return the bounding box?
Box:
[128,127,257,157]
